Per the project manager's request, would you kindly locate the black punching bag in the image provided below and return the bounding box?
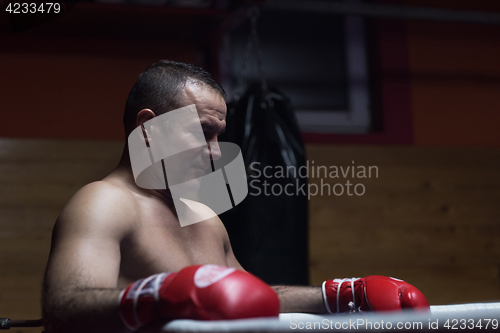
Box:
[219,83,309,285]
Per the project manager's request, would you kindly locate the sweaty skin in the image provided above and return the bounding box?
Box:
[42,82,326,333]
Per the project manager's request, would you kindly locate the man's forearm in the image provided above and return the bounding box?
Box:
[272,286,327,314]
[43,287,125,333]
[43,285,326,332]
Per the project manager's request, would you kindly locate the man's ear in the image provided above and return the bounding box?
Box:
[136,109,156,128]
[136,109,156,145]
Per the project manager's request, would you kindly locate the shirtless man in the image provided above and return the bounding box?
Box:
[42,61,429,333]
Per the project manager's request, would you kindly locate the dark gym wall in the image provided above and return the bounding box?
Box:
[405,0,500,146]
[0,36,195,140]
[2,1,500,146]
[0,1,500,331]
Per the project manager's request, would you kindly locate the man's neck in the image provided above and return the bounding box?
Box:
[116,146,175,205]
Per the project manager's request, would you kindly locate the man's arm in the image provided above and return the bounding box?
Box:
[221,219,429,315]
[43,182,135,333]
[272,286,327,314]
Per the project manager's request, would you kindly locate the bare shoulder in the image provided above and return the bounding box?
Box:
[46,180,136,293]
[203,213,231,247]
[55,180,138,240]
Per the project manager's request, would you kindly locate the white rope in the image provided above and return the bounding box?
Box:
[351,278,356,310]
[364,285,372,310]
[321,281,332,314]
[154,273,170,303]
[336,278,346,313]
[133,275,157,327]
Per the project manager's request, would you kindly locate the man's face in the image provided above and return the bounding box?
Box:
[183,81,227,163]
[159,82,227,189]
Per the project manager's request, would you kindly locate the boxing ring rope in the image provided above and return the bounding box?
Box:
[163,303,500,332]
[0,318,43,330]
[1,303,499,331]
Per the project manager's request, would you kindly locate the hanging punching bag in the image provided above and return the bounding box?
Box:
[219,83,309,285]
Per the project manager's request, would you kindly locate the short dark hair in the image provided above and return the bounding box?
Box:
[123,60,226,134]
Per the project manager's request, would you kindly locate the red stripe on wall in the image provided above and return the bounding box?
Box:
[302,15,414,145]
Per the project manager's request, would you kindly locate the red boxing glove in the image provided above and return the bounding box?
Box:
[119,265,280,331]
[322,275,430,313]
[158,265,280,321]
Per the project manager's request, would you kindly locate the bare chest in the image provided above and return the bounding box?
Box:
[118,199,228,286]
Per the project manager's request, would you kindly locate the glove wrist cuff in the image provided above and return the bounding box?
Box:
[118,284,141,331]
[321,281,333,314]
[119,273,173,331]
[323,278,362,313]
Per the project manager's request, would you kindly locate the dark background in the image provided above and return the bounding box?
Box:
[1,0,500,329]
